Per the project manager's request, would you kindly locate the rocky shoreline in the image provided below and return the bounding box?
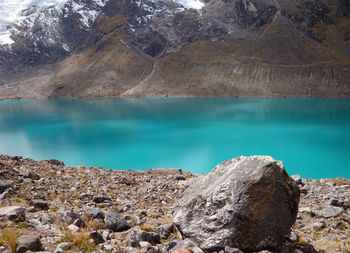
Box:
[0,154,349,253]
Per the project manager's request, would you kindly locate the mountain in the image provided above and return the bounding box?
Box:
[0,0,349,100]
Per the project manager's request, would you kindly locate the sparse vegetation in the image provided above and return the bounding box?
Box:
[15,221,27,229]
[140,223,154,232]
[0,228,20,253]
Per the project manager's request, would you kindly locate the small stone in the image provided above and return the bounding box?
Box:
[83,207,105,219]
[90,231,105,245]
[130,229,160,247]
[294,242,317,253]
[169,239,203,253]
[155,224,174,239]
[56,242,72,251]
[93,195,112,203]
[139,241,152,248]
[0,244,12,253]
[0,206,26,222]
[332,221,346,230]
[16,235,42,253]
[289,231,299,242]
[102,230,110,241]
[0,180,13,193]
[291,175,303,185]
[22,170,40,180]
[329,198,339,206]
[105,210,130,232]
[175,176,186,181]
[311,222,325,231]
[73,218,85,228]
[43,159,65,166]
[299,207,312,214]
[30,200,49,210]
[319,206,343,218]
[63,210,79,223]
[300,188,308,195]
[27,206,37,213]
[224,246,243,253]
[67,224,79,233]
[329,198,350,209]
[103,245,114,251]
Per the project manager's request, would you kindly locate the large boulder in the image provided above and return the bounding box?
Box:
[173,156,300,252]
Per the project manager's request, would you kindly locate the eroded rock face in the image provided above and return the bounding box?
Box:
[173,156,300,252]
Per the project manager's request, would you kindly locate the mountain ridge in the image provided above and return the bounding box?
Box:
[0,0,349,100]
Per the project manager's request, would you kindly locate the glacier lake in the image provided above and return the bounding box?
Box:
[0,97,349,178]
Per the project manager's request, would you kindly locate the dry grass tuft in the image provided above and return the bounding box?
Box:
[0,227,20,253]
[140,223,154,232]
[60,227,96,252]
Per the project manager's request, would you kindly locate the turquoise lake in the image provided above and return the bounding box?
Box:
[0,98,349,178]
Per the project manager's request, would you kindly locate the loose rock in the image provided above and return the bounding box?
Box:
[319,206,343,218]
[55,242,72,251]
[30,200,49,210]
[0,180,13,194]
[16,235,42,253]
[105,210,130,232]
[90,231,105,245]
[130,229,161,247]
[83,207,105,219]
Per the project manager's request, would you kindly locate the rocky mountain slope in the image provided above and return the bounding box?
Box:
[0,0,350,100]
[1,154,349,253]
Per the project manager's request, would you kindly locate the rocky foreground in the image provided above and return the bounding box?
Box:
[0,154,349,253]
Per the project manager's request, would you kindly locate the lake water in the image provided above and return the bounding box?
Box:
[0,98,349,178]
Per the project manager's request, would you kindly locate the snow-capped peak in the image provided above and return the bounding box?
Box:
[0,0,69,44]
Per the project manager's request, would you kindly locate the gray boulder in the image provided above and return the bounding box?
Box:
[224,247,244,253]
[63,210,79,223]
[30,200,49,210]
[0,180,13,193]
[90,231,105,245]
[173,156,300,252]
[105,210,130,232]
[73,218,85,228]
[0,206,26,222]
[168,238,203,253]
[93,195,112,203]
[55,242,72,253]
[0,245,11,253]
[155,224,174,239]
[290,174,303,185]
[16,235,42,253]
[130,229,161,247]
[319,206,343,218]
[83,207,105,219]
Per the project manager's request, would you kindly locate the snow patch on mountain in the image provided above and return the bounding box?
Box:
[174,0,205,9]
[64,0,110,29]
[0,0,69,44]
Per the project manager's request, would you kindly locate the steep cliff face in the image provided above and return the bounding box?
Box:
[0,0,349,100]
